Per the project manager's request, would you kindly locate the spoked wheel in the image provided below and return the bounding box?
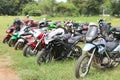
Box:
[23,45,38,57]
[75,53,90,79]
[37,49,52,65]
[14,42,24,50]
[3,37,9,44]
[72,46,82,58]
[8,38,16,47]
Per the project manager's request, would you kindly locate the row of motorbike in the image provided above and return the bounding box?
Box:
[3,18,88,65]
[3,18,120,79]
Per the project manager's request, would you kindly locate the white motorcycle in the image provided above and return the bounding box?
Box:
[14,26,39,50]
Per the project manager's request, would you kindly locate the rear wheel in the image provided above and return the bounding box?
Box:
[72,46,82,58]
[23,45,37,57]
[75,53,90,79]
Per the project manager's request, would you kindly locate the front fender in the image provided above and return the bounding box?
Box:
[18,38,25,42]
[27,42,37,48]
[83,43,95,51]
[11,35,17,39]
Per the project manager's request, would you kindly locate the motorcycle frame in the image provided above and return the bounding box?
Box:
[83,38,114,67]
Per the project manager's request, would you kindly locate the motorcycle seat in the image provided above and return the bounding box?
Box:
[62,33,71,39]
[106,41,119,52]
[68,35,82,44]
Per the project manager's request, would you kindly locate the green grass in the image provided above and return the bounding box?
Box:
[0,16,120,80]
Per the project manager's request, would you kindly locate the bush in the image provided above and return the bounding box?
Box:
[54,2,79,17]
[22,2,41,16]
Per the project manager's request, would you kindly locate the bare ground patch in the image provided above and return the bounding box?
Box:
[0,56,19,80]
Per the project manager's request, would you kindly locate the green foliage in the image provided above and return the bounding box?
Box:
[0,0,120,16]
[68,0,103,16]
[38,0,56,16]
[110,0,120,16]
[22,2,41,16]
[0,0,34,15]
[99,0,111,14]
[54,2,79,16]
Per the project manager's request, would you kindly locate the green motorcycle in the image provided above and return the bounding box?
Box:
[8,32,19,47]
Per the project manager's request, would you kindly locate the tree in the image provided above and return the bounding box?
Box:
[22,2,41,16]
[0,0,34,15]
[54,2,79,16]
[68,0,103,16]
[110,0,120,16]
[38,0,56,16]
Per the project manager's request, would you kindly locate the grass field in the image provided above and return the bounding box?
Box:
[0,16,120,80]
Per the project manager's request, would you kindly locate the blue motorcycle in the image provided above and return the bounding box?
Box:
[75,25,120,79]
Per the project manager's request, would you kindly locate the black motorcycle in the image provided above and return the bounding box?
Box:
[36,33,83,65]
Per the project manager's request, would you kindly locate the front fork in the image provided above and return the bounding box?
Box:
[32,41,40,53]
[87,48,96,69]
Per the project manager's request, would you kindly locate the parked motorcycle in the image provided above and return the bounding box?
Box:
[65,22,88,37]
[75,25,120,79]
[3,26,14,43]
[74,22,88,36]
[23,31,45,57]
[23,26,66,57]
[14,26,40,50]
[36,29,83,65]
[8,25,34,47]
[8,31,19,47]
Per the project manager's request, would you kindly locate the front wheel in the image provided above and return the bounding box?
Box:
[23,45,37,57]
[3,37,9,44]
[75,53,90,79]
[14,42,24,50]
[37,49,52,65]
[8,38,16,47]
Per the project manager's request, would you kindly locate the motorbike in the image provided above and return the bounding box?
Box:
[8,31,19,47]
[75,25,120,79]
[65,22,88,37]
[73,23,88,36]
[23,26,66,57]
[23,31,45,57]
[36,29,83,65]
[14,26,40,50]
[8,25,35,47]
[3,26,14,43]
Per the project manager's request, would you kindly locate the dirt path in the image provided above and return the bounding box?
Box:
[0,56,19,80]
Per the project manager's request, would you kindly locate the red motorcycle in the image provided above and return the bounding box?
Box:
[23,31,45,57]
[3,26,15,43]
[23,27,67,57]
